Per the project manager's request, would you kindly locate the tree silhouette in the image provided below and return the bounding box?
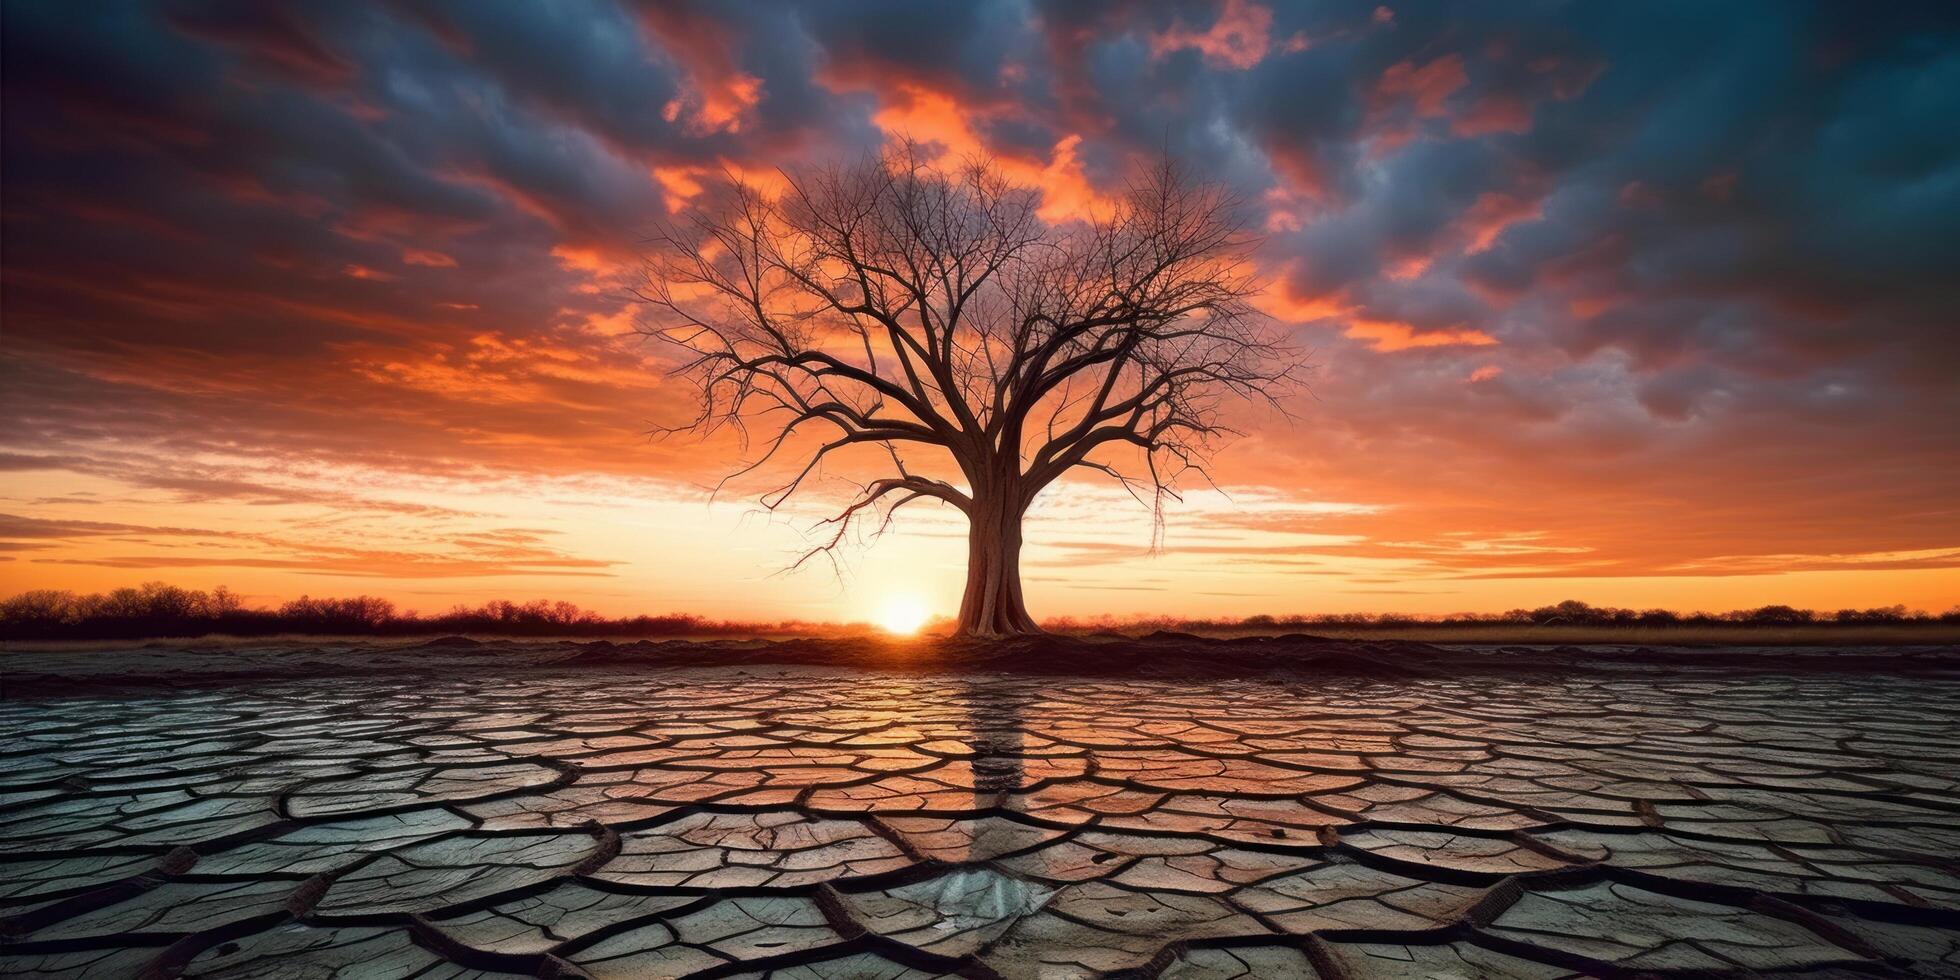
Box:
[638,146,1300,636]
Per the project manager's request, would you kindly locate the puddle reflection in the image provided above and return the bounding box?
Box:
[917,678,1053,928]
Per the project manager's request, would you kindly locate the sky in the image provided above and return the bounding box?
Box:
[3,1,1957,624]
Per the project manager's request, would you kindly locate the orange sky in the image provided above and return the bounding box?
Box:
[3,2,1956,621]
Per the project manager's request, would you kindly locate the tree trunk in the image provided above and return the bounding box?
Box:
[956,480,1040,637]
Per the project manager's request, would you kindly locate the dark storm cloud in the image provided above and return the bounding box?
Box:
[2,0,1955,581]
[1456,4,1960,362]
[1191,2,1960,544]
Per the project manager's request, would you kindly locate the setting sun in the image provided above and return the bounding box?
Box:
[876,594,932,635]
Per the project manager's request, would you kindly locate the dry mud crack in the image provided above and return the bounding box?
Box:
[3,639,1959,977]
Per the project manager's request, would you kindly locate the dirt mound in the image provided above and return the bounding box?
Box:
[564,632,1960,680]
[5,633,1956,697]
[406,635,486,649]
[554,631,1459,679]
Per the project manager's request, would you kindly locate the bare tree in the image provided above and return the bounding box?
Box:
[636,145,1301,636]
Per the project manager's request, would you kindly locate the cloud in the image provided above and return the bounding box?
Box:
[1150,0,1280,71]
[1,0,1955,611]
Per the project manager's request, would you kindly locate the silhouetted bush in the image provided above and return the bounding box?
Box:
[0,582,824,641]
[1830,605,1912,625]
[1047,599,1945,635]
[1,585,1949,641]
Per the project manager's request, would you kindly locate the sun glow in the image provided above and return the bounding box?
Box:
[876,594,932,635]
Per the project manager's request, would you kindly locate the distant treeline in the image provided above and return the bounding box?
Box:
[1,585,1954,641]
[0,583,819,641]
[1047,599,1960,633]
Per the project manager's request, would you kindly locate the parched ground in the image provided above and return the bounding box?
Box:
[2,637,1959,978]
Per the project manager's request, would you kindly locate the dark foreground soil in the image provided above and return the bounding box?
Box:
[5,631,1958,698]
